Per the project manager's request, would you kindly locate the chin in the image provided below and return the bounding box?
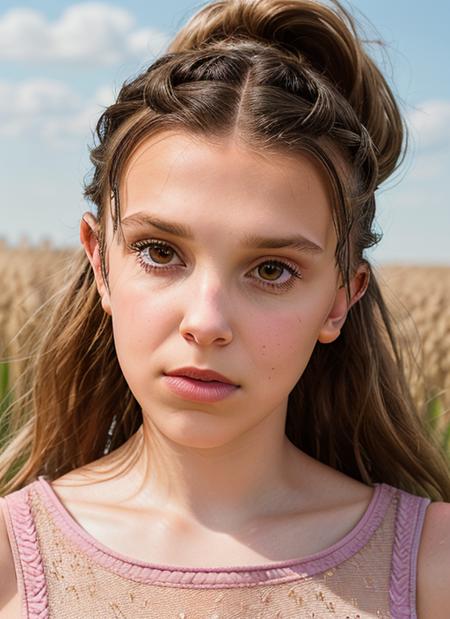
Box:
[150,411,241,449]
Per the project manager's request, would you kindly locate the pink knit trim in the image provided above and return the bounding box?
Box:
[389,489,431,619]
[34,476,395,588]
[3,487,49,618]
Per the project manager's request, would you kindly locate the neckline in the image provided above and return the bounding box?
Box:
[33,475,395,587]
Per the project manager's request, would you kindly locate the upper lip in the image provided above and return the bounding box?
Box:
[164,366,238,385]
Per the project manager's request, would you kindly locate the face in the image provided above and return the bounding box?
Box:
[82,131,368,450]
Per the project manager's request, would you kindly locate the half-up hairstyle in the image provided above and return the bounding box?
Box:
[2,0,449,499]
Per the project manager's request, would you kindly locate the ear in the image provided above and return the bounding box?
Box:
[318,262,370,344]
[80,212,112,316]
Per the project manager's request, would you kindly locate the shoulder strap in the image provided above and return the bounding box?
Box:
[2,484,49,618]
[389,487,431,619]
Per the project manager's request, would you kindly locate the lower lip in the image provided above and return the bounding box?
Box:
[162,375,239,402]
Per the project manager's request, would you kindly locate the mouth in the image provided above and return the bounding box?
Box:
[162,373,240,403]
[164,367,239,386]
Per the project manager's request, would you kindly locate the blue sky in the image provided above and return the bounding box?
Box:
[1,0,449,265]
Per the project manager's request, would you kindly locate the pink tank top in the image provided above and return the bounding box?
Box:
[1,476,430,618]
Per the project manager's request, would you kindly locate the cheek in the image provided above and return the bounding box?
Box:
[249,297,329,389]
[109,280,172,373]
[109,283,184,410]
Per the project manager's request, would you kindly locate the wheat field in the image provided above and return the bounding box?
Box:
[375,263,450,428]
[1,238,449,452]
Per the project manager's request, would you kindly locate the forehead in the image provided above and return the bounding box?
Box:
[115,131,337,252]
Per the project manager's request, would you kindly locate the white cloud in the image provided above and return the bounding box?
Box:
[0,3,169,65]
[0,78,114,142]
[406,99,450,151]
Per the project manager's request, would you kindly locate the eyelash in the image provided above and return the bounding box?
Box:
[127,239,303,291]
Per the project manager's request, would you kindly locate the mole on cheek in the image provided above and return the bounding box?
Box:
[267,366,276,381]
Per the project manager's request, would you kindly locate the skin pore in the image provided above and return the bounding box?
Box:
[53,131,372,567]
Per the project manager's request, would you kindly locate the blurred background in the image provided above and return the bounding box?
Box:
[0,1,449,458]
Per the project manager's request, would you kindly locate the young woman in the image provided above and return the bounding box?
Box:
[1,0,449,617]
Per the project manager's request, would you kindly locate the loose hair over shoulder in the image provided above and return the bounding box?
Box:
[1,0,449,499]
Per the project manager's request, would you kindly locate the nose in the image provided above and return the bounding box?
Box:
[178,269,233,346]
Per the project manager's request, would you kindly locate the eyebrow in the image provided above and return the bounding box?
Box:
[121,211,324,255]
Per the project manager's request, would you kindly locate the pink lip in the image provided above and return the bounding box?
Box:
[162,366,240,403]
[162,375,239,402]
[164,366,238,385]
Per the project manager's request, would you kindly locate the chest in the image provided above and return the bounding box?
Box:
[61,497,370,568]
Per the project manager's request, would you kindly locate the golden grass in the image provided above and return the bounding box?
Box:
[0,239,74,390]
[375,264,450,432]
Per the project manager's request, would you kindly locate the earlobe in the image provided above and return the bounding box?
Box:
[317,281,349,344]
[80,212,112,316]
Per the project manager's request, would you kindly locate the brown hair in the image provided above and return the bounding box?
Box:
[1,0,449,499]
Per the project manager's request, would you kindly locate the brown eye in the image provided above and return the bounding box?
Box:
[147,244,174,264]
[128,239,182,273]
[258,263,283,281]
[250,259,303,291]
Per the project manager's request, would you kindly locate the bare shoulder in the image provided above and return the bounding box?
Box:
[417,500,450,619]
[0,498,21,617]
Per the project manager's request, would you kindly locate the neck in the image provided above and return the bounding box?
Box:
[106,407,314,531]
